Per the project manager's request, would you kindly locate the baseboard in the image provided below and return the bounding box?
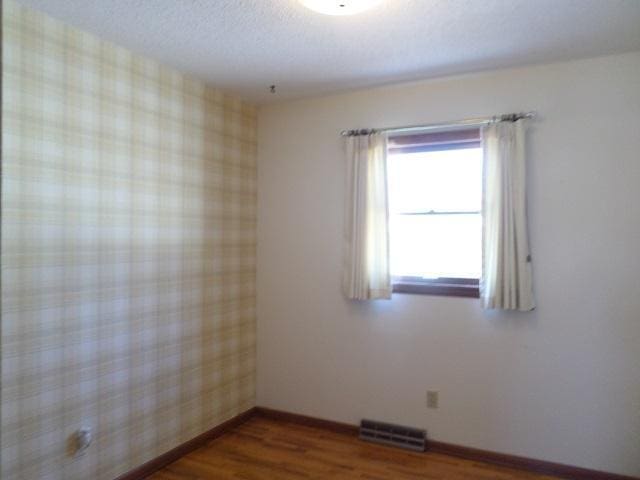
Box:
[256,406,359,436]
[254,407,638,480]
[114,407,256,480]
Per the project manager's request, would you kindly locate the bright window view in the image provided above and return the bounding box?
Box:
[387,135,482,282]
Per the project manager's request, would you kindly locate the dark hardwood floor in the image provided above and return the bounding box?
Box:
[149,416,561,479]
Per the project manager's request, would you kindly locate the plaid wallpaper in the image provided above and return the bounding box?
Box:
[1,1,257,479]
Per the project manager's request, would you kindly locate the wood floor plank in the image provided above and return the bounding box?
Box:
[148,417,561,480]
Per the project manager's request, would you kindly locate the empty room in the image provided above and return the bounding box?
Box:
[1,0,639,479]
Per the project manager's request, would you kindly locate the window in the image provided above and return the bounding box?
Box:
[387,129,482,297]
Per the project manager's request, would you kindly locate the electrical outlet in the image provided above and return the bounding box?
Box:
[426,390,439,409]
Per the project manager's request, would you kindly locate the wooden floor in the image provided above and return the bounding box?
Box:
[149,416,561,479]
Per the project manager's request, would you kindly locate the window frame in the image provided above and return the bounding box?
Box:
[387,128,482,298]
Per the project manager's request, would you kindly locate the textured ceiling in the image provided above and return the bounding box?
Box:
[15,0,640,104]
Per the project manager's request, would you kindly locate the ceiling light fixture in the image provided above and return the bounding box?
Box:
[300,0,382,16]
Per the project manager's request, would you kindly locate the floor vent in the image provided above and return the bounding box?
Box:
[359,419,426,452]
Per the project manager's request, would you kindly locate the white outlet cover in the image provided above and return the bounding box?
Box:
[75,427,92,454]
[426,391,439,409]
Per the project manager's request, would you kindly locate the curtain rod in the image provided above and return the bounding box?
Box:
[340,111,537,137]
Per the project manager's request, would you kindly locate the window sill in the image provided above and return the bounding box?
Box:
[392,277,480,298]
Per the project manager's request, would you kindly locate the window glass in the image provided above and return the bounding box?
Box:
[387,145,482,280]
[388,148,482,214]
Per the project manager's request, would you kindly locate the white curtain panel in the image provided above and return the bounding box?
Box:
[481,120,535,311]
[343,133,392,300]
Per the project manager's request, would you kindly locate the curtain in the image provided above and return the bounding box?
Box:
[481,120,535,311]
[343,133,392,300]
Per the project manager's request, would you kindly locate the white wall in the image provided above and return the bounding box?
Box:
[256,52,640,476]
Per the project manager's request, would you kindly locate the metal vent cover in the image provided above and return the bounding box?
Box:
[359,419,426,452]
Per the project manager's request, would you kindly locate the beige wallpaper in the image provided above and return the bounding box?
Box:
[1,1,256,479]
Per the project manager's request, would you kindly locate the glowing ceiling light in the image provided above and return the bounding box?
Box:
[300,0,382,16]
